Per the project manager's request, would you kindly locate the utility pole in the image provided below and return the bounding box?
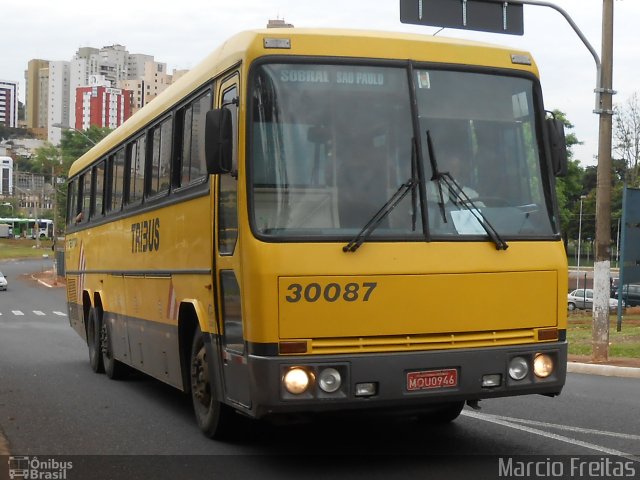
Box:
[593,0,615,362]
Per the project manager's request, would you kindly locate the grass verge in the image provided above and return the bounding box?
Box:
[0,238,55,260]
[568,308,640,359]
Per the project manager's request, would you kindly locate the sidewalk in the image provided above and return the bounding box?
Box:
[31,269,65,289]
[567,361,640,378]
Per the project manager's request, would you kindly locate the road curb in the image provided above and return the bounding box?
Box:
[30,273,60,289]
[36,278,54,288]
[567,362,640,379]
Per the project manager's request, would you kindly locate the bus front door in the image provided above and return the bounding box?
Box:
[215,78,251,408]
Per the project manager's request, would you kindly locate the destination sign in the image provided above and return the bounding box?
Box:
[279,68,387,87]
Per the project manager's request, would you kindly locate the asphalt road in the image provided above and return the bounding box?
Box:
[1,259,639,480]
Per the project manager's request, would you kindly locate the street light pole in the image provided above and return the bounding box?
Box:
[51,123,97,146]
[576,195,586,290]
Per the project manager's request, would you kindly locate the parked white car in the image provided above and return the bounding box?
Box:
[0,271,7,291]
[567,288,621,311]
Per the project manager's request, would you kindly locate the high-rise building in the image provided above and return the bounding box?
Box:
[142,61,172,105]
[119,78,144,115]
[99,44,129,86]
[119,59,174,114]
[69,47,100,130]
[47,61,70,145]
[75,85,132,130]
[0,80,19,128]
[127,53,154,80]
[24,59,49,131]
[26,44,179,142]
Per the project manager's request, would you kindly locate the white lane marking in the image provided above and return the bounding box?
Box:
[462,410,640,462]
[0,311,67,317]
[476,412,640,441]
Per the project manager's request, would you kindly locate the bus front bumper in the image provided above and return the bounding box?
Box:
[244,342,567,419]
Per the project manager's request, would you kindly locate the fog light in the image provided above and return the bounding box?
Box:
[355,382,377,397]
[482,374,502,388]
[534,353,554,378]
[508,356,529,381]
[318,368,342,393]
[283,367,312,394]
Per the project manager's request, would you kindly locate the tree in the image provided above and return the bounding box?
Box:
[32,142,62,175]
[31,126,111,233]
[613,92,640,186]
[552,110,584,241]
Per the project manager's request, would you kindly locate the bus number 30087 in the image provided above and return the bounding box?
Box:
[285,282,378,303]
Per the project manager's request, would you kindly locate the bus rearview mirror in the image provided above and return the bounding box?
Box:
[205,108,233,175]
[546,118,568,177]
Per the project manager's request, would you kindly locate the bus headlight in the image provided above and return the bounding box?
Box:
[318,368,342,393]
[283,367,312,394]
[533,353,554,378]
[508,356,529,381]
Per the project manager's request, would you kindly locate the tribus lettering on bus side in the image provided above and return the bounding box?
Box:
[131,218,160,253]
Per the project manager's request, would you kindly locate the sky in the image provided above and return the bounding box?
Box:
[2,0,638,165]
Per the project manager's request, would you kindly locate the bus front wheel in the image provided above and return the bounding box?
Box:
[417,401,465,424]
[190,327,236,439]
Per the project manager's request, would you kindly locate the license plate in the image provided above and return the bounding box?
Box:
[406,368,458,391]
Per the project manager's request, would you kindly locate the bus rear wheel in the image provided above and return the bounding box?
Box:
[87,308,104,374]
[101,320,129,380]
[190,327,236,439]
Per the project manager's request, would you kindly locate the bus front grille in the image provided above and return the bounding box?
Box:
[309,329,537,354]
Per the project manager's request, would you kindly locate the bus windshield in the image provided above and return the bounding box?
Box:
[249,63,556,241]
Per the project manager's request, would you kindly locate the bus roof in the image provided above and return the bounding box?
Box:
[68,28,539,177]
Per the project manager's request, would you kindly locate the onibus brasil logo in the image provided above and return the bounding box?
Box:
[8,456,73,480]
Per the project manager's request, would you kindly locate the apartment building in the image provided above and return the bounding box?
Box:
[0,80,19,128]
[75,84,132,130]
[25,44,182,144]
[24,59,49,133]
[47,61,71,145]
[69,47,100,129]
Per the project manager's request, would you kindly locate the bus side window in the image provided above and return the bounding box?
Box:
[127,135,146,205]
[67,179,78,226]
[81,172,91,224]
[218,84,239,255]
[179,89,211,187]
[179,105,193,186]
[111,148,125,212]
[95,160,106,218]
[149,116,172,197]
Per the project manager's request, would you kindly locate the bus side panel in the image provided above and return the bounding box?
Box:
[66,275,85,341]
[65,235,86,342]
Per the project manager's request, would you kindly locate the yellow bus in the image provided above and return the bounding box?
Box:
[65,28,568,438]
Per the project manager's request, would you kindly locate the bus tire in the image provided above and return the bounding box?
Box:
[101,320,129,380]
[87,308,104,374]
[190,326,235,439]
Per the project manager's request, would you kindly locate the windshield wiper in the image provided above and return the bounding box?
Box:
[343,178,417,253]
[426,131,508,251]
